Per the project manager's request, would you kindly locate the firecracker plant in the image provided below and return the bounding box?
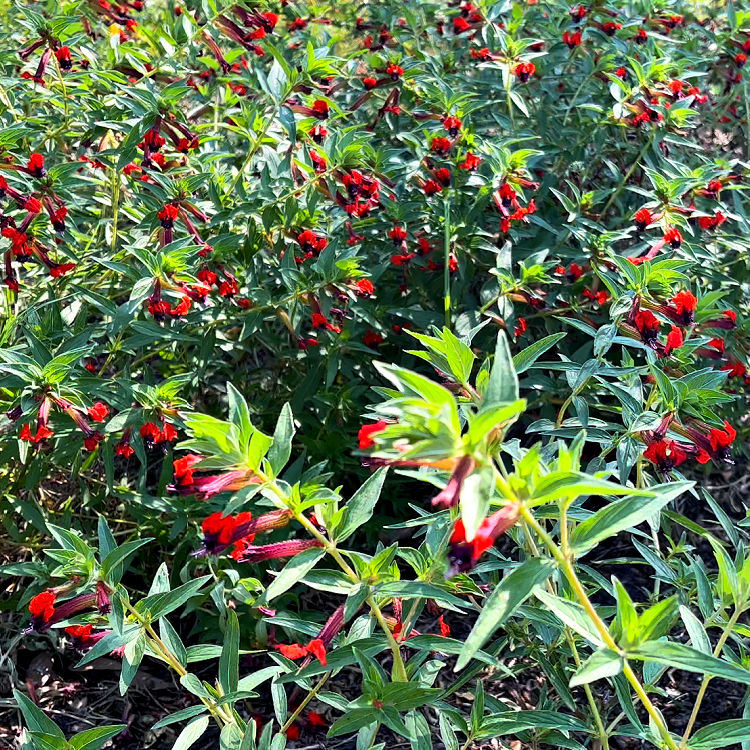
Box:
[3,0,750,748]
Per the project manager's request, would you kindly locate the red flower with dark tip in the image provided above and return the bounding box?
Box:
[447,504,520,575]
[459,151,481,170]
[83,431,104,451]
[443,115,462,136]
[634,208,653,230]
[514,62,535,82]
[430,136,452,155]
[27,153,45,177]
[358,420,388,449]
[634,309,660,346]
[602,21,621,35]
[158,204,179,229]
[643,439,687,471]
[671,290,697,325]
[363,76,378,89]
[55,46,73,70]
[562,30,582,48]
[663,227,683,248]
[29,591,56,630]
[386,63,403,79]
[311,99,329,118]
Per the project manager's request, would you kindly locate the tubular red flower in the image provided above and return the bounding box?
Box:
[233,538,324,563]
[358,420,388,449]
[447,503,520,575]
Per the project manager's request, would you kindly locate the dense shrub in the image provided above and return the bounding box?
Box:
[3,0,750,748]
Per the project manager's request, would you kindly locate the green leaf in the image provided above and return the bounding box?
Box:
[679,606,711,654]
[14,690,65,738]
[513,333,567,374]
[441,328,475,384]
[159,618,188,668]
[570,649,623,687]
[152,706,209,730]
[219,609,240,694]
[690,719,750,750]
[264,547,325,601]
[137,576,211,619]
[100,538,153,581]
[532,589,604,646]
[267,403,295,476]
[484,331,519,405]
[172,716,210,750]
[629,641,750,685]
[336,468,388,542]
[570,481,693,555]
[69,725,127,750]
[456,558,555,670]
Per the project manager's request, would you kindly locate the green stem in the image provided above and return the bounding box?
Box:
[258,473,409,682]
[681,606,744,747]
[519,505,680,750]
[122,599,233,726]
[281,673,330,732]
[443,197,451,328]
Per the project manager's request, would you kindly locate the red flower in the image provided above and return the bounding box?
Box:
[386,63,404,79]
[55,46,73,69]
[363,330,383,348]
[285,726,300,740]
[664,325,684,356]
[307,711,326,728]
[562,30,582,48]
[83,431,104,451]
[358,420,388,449]
[634,309,660,345]
[443,115,462,135]
[602,21,622,35]
[634,28,648,43]
[388,225,407,243]
[311,99,329,118]
[634,208,653,230]
[49,263,76,278]
[708,421,737,453]
[363,76,378,89]
[514,317,527,337]
[736,53,747,68]
[430,136,452,155]
[158,204,179,228]
[514,62,535,82]
[29,591,56,628]
[582,288,609,306]
[297,230,328,255]
[448,504,520,574]
[24,197,42,214]
[643,440,687,471]
[87,402,110,423]
[452,16,470,33]
[422,179,442,195]
[201,510,255,555]
[438,615,451,637]
[671,290,697,325]
[354,278,374,296]
[27,153,46,177]
[663,227,683,248]
[459,151,481,170]
[470,47,492,60]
